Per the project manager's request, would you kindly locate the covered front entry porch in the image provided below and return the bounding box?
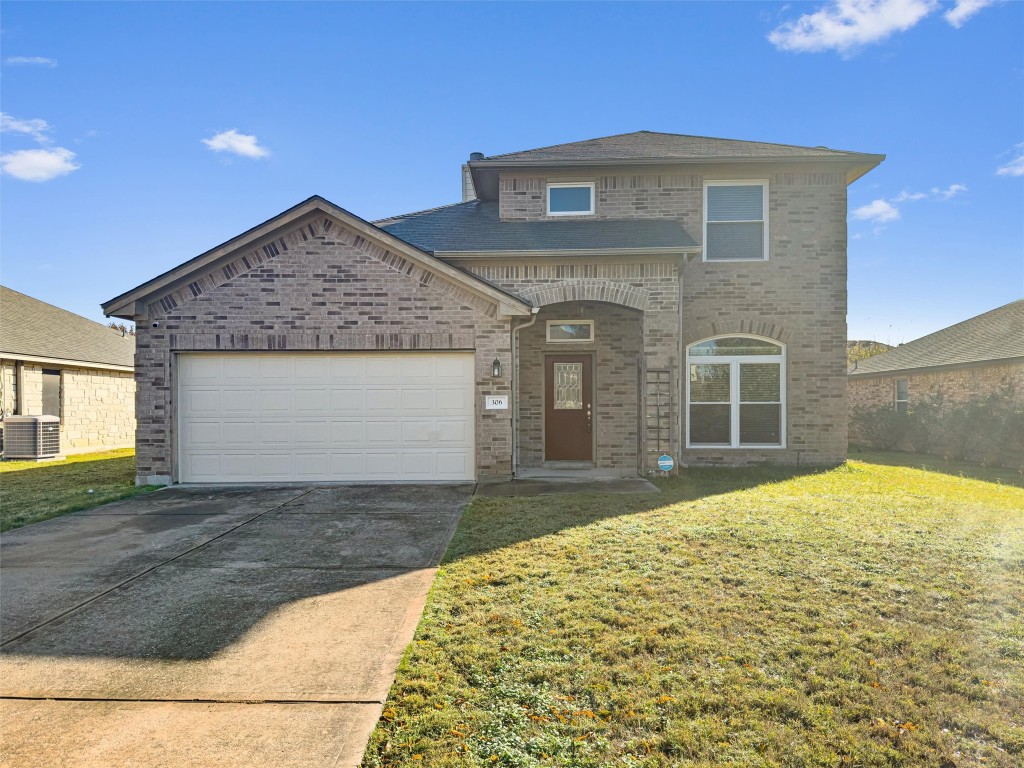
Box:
[512,300,651,477]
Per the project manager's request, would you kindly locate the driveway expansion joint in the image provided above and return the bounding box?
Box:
[0,487,316,649]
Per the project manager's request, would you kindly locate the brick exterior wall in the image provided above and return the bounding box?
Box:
[512,303,641,470]
[127,157,854,481]
[849,361,1024,414]
[465,261,681,472]
[0,360,135,454]
[132,218,513,485]
[491,162,850,467]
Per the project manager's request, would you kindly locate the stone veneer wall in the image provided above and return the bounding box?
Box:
[59,367,136,452]
[513,303,641,470]
[0,359,135,454]
[848,361,1024,414]
[133,216,513,485]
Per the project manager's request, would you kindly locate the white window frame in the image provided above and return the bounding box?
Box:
[546,319,595,344]
[685,334,786,449]
[702,180,770,262]
[894,378,909,414]
[546,182,596,217]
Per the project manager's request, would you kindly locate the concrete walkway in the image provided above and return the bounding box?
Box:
[0,484,472,768]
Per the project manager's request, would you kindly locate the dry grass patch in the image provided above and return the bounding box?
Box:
[363,460,1023,767]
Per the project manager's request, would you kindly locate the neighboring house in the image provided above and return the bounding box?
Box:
[1,286,136,454]
[849,299,1024,416]
[102,131,883,486]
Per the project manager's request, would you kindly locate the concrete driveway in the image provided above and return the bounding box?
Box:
[0,484,471,768]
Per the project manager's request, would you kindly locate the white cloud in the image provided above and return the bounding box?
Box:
[996,144,1024,177]
[768,0,938,54]
[202,129,269,159]
[852,198,901,222]
[945,0,996,28]
[932,183,967,199]
[0,112,52,143]
[4,56,57,67]
[0,147,79,182]
[892,189,927,202]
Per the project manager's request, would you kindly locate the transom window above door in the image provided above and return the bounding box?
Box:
[686,335,785,448]
[547,320,594,343]
[547,183,595,216]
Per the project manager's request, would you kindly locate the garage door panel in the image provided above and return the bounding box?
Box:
[401,389,436,412]
[293,421,328,445]
[221,422,258,445]
[186,389,221,414]
[221,356,258,382]
[365,357,399,381]
[179,353,474,483]
[436,388,470,412]
[365,389,399,413]
[364,420,399,445]
[436,420,471,444]
[329,389,365,412]
[295,389,329,412]
[258,422,294,444]
[258,389,293,412]
[328,421,365,444]
[220,389,256,412]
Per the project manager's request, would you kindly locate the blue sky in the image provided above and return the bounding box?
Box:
[1,0,1021,343]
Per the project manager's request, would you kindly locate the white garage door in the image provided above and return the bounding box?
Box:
[177,352,475,483]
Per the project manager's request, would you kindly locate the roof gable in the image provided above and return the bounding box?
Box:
[850,299,1024,375]
[1,286,135,369]
[102,197,531,320]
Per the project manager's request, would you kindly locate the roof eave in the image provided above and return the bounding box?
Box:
[469,153,886,170]
[849,355,1024,378]
[436,246,701,260]
[0,351,134,372]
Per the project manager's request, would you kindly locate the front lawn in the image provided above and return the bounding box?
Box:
[364,460,1024,767]
[0,448,157,531]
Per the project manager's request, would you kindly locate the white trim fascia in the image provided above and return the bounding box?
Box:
[546,182,596,216]
[702,180,770,263]
[0,352,133,373]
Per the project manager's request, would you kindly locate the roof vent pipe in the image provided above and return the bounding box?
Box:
[469,152,485,162]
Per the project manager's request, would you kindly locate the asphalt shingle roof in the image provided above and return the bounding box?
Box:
[0,286,135,368]
[378,200,698,254]
[850,299,1024,375]
[481,130,873,163]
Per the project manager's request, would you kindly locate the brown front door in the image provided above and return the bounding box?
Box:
[544,355,593,461]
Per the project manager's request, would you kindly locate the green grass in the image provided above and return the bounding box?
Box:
[363,460,1024,767]
[849,445,1024,488]
[0,448,158,531]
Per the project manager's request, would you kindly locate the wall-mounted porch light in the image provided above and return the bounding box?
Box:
[491,358,502,378]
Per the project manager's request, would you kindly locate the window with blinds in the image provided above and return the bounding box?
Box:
[686,336,785,448]
[703,181,768,261]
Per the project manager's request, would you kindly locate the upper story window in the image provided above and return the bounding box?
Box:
[547,183,595,216]
[703,180,769,261]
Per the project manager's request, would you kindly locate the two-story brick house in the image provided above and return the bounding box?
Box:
[102,131,883,485]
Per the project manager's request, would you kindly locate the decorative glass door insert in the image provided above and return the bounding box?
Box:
[553,363,583,409]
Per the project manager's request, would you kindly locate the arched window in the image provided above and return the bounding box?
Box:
[686,336,785,448]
